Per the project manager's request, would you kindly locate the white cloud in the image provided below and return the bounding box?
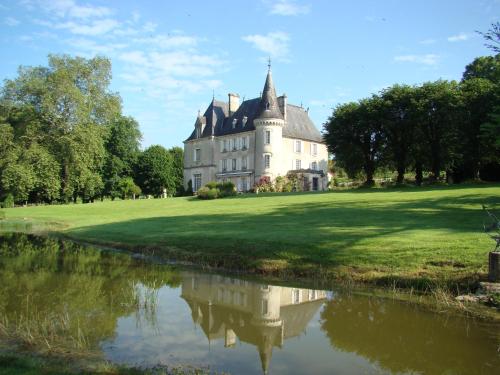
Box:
[119,51,149,66]
[3,17,21,26]
[40,0,113,19]
[419,38,436,45]
[394,54,440,66]
[4,17,20,26]
[55,18,120,36]
[266,0,310,16]
[242,31,290,60]
[133,34,198,49]
[69,38,128,56]
[142,21,157,33]
[447,32,469,42]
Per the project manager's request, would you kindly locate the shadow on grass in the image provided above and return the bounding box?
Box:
[65,187,500,283]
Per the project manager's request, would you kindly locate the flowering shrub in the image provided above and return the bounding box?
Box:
[254,176,274,193]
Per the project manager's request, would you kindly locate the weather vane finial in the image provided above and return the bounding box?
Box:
[267,56,271,71]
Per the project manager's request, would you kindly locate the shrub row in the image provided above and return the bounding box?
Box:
[197,181,237,200]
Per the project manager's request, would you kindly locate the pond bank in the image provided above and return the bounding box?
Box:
[1,232,499,374]
[5,226,499,320]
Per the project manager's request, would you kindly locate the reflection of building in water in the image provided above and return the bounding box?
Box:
[180,273,327,374]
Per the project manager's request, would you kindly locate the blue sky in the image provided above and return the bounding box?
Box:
[1,0,498,148]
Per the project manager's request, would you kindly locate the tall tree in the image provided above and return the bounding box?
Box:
[1,55,121,202]
[135,145,174,197]
[413,81,461,181]
[380,85,417,184]
[456,78,496,180]
[168,146,184,196]
[324,96,385,185]
[103,116,142,198]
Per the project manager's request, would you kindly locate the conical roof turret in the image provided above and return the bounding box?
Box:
[257,63,283,120]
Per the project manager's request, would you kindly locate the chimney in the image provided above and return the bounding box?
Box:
[228,93,240,115]
[278,93,287,121]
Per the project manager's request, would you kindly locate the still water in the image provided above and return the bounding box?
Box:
[0,233,498,374]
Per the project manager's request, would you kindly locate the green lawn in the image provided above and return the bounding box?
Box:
[2,184,499,285]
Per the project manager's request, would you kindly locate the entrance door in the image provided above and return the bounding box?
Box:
[312,177,319,191]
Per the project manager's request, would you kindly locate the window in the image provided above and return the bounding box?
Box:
[222,159,227,172]
[241,157,247,170]
[232,138,237,151]
[296,159,301,170]
[311,143,318,156]
[193,174,202,192]
[232,118,237,129]
[292,289,301,304]
[265,130,271,145]
[309,290,317,300]
[196,126,201,138]
[223,139,228,152]
[242,116,248,126]
[194,148,201,162]
[262,299,268,315]
[311,161,317,170]
[264,154,270,169]
[295,140,302,153]
[242,177,248,191]
[241,136,247,150]
[232,158,237,171]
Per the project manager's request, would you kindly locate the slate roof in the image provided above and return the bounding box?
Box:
[186,98,323,143]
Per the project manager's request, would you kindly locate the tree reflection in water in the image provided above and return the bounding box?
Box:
[320,294,500,375]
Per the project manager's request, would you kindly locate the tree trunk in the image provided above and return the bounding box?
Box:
[396,164,405,184]
[415,162,423,186]
[364,161,375,186]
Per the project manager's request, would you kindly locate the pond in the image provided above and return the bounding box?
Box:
[0,233,498,374]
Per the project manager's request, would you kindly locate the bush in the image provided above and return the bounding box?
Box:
[1,194,14,208]
[217,181,236,197]
[197,187,219,200]
[205,181,218,189]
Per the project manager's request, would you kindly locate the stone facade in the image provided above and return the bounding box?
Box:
[183,67,329,192]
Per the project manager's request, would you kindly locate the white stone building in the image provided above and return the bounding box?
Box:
[183,66,329,192]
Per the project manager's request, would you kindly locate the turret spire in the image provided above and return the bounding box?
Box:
[257,62,283,119]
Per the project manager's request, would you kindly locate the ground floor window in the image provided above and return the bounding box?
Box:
[264,154,270,168]
[242,177,248,191]
[193,173,202,192]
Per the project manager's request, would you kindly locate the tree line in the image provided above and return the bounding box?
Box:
[0,55,184,206]
[324,53,500,185]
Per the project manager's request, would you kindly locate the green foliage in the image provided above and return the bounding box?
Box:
[135,145,174,197]
[168,146,184,196]
[118,177,142,199]
[217,181,236,197]
[324,62,500,185]
[0,54,125,204]
[462,54,500,82]
[205,181,218,189]
[197,186,219,200]
[197,181,235,199]
[1,194,14,208]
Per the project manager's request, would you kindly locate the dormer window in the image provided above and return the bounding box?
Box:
[242,116,248,126]
[266,102,270,110]
[196,125,201,138]
[232,118,237,129]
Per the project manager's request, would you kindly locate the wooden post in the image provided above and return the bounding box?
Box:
[489,252,500,282]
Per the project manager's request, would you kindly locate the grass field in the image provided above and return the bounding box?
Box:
[1,184,499,286]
